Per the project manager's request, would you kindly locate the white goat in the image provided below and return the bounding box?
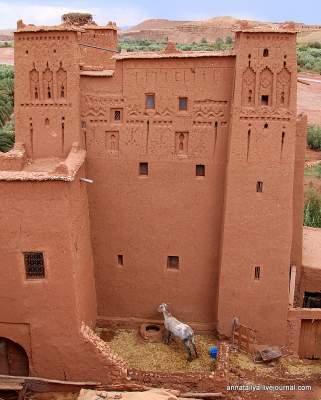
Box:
[157,303,198,361]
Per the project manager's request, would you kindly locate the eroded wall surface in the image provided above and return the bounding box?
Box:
[80,55,235,328]
[0,20,309,381]
[217,31,299,345]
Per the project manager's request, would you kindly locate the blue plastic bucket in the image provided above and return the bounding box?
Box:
[209,346,218,359]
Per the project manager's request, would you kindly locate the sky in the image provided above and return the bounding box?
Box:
[0,0,320,29]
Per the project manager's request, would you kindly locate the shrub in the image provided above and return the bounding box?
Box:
[0,41,13,48]
[0,115,14,152]
[307,124,321,150]
[309,41,321,49]
[297,45,321,72]
[0,65,14,80]
[304,188,321,228]
[0,80,13,127]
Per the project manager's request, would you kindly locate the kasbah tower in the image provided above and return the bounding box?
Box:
[0,12,316,382]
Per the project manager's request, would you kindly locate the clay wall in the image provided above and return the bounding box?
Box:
[299,267,321,301]
[3,21,307,376]
[287,308,321,355]
[217,32,299,345]
[14,30,81,159]
[0,169,99,379]
[80,55,235,329]
[291,114,307,305]
[78,27,117,70]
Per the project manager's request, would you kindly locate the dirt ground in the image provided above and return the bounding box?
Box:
[298,72,321,125]
[0,47,13,65]
[304,147,321,193]
[96,328,321,399]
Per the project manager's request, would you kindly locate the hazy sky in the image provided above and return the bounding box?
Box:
[0,0,320,29]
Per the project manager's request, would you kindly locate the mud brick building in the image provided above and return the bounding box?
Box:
[0,15,320,381]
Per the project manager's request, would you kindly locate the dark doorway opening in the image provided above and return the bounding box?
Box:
[303,292,321,308]
[0,338,29,376]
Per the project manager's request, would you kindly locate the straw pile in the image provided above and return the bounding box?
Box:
[107,329,217,373]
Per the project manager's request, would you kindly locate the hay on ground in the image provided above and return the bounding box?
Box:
[105,329,217,373]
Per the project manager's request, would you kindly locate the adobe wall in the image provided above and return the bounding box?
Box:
[78,25,117,70]
[0,169,104,379]
[14,30,81,159]
[300,267,321,298]
[217,31,299,345]
[291,114,307,305]
[5,19,307,376]
[287,308,321,355]
[80,55,235,329]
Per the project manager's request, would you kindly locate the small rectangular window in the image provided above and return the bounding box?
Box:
[179,97,188,111]
[110,108,123,122]
[261,95,269,106]
[139,162,148,176]
[167,256,179,270]
[196,164,205,177]
[24,252,45,279]
[117,255,123,266]
[146,94,155,109]
[256,181,263,192]
[254,266,261,280]
[114,110,122,121]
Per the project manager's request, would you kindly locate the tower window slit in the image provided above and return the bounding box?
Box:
[254,266,261,280]
[256,181,263,192]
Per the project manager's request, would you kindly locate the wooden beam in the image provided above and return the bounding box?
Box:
[0,375,100,386]
[0,382,23,391]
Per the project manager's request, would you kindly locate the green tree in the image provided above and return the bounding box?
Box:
[0,116,14,152]
[0,79,13,127]
[304,188,321,228]
[214,37,224,50]
[307,124,321,150]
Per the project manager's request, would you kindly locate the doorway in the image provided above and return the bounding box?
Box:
[299,319,321,359]
[0,337,29,376]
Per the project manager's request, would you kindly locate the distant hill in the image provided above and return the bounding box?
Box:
[0,30,13,41]
[120,16,321,44]
[298,30,321,44]
[2,16,321,45]
[119,16,242,43]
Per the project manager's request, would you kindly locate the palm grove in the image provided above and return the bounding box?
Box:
[0,65,14,152]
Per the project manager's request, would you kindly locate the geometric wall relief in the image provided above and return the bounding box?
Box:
[81,94,124,118]
[42,62,54,100]
[121,126,146,156]
[242,67,256,107]
[259,67,273,107]
[56,62,67,100]
[30,63,40,100]
[175,131,189,156]
[276,68,291,108]
[106,131,119,152]
[192,100,227,126]
[239,107,293,121]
